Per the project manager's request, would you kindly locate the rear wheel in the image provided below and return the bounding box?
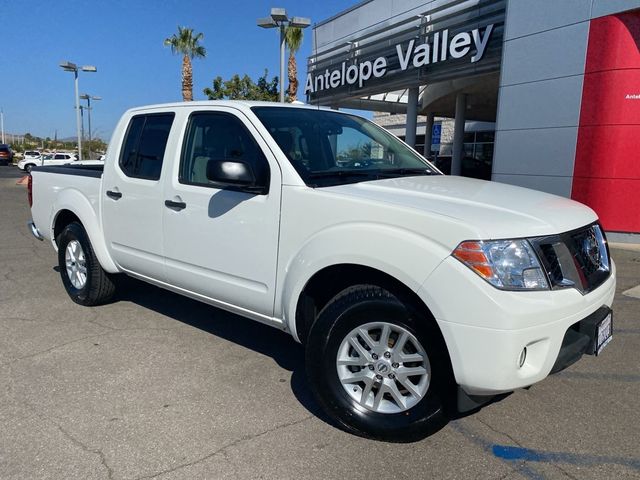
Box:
[305,285,450,442]
[24,164,34,173]
[57,222,116,306]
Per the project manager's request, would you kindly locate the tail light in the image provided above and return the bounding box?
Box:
[27,174,33,207]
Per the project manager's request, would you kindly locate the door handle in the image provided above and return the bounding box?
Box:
[106,190,122,200]
[164,199,187,210]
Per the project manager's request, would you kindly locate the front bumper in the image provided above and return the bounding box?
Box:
[550,305,611,374]
[418,256,616,396]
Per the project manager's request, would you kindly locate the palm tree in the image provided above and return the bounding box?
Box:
[164,27,206,101]
[285,26,304,102]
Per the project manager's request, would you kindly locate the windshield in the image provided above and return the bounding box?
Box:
[251,107,439,187]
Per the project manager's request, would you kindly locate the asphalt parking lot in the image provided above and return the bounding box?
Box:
[1,165,639,479]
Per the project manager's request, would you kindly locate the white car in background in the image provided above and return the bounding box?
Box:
[22,150,41,162]
[18,152,78,173]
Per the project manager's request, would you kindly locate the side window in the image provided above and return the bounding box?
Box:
[119,113,174,180]
[179,112,270,188]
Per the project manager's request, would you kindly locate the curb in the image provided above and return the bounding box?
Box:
[610,242,640,252]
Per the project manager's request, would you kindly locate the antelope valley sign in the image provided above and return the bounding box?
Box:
[305,24,495,95]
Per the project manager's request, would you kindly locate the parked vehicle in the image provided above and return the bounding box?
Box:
[18,151,42,173]
[18,152,78,173]
[23,150,41,160]
[27,101,615,441]
[0,144,13,165]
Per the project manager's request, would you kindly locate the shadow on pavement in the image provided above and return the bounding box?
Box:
[57,270,496,441]
[112,275,333,426]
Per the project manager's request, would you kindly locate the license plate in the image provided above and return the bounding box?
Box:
[596,313,613,355]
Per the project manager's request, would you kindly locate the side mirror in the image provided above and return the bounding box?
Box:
[206,159,265,193]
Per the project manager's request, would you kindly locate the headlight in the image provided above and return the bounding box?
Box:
[452,239,549,290]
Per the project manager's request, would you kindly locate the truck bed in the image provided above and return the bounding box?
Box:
[30,164,104,244]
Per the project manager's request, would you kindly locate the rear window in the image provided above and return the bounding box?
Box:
[25,151,39,156]
[119,113,174,180]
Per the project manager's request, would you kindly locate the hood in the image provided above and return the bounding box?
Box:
[324,175,598,239]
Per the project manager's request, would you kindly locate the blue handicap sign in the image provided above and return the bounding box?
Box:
[431,124,442,145]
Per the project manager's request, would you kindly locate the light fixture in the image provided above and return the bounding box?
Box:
[257,8,311,103]
[59,60,97,161]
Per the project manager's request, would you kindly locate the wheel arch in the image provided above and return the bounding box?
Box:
[294,263,448,354]
[51,192,118,273]
[53,210,81,243]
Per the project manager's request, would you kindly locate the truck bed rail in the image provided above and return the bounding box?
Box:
[31,164,103,178]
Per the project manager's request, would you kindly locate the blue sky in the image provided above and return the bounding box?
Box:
[0,0,356,141]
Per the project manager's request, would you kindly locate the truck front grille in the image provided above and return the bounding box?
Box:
[531,223,611,295]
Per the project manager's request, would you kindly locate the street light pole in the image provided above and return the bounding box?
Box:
[79,106,85,148]
[59,61,97,161]
[257,8,310,103]
[279,25,286,103]
[80,94,101,160]
[1,108,5,145]
[73,69,82,159]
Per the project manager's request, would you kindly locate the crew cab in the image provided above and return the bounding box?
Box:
[27,101,615,441]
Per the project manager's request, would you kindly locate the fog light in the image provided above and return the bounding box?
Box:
[518,347,527,368]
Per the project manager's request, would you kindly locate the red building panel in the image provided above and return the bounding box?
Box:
[572,10,640,233]
[572,178,640,233]
[578,69,640,126]
[584,11,640,72]
[574,125,640,179]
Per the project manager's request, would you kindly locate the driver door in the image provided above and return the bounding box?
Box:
[161,108,281,316]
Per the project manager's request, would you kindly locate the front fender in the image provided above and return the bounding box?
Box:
[278,222,451,341]
[51,189,118,273]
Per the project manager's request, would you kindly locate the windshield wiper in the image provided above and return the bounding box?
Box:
[305,168,437,188]
[376,167,436,177]
[306,170,382,179]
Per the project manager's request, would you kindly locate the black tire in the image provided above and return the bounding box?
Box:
[305,285,450,442]
[24,164,33,173]
[57,222,116,306]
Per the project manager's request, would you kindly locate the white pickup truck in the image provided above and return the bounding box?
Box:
[28,101,615,441]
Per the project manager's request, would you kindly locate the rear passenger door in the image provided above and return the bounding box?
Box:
[161,108,281,317]
[102,112,175,281]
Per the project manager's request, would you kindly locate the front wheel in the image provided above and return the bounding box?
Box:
[305,285,450,442]
[57,222,116,306]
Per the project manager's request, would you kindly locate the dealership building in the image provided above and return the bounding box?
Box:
[306,0,640,235]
